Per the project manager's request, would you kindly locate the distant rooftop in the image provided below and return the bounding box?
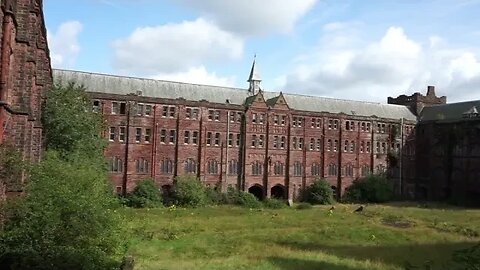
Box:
[420,100,480,122]
[53,69,417,121]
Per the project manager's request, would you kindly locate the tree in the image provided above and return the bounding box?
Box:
[127,178,162,208]
[304,178,335,205]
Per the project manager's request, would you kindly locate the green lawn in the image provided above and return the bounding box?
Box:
[123,203,480,270]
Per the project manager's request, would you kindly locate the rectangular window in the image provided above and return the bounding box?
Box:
[160,129,166,143]
[120,103,126,115]
[119,127,126,142]
[229,112,235,122]
[184,131,190,144]
[258,135,264,148]
[169,130,175,144]
[109,127,115,141]
[214,133,220,146]
[228,133,233,147]
[112,102,119,114]
[145,105,152,116]
[274,115,279,125]
[236,112,242,123]
[280,136,286,149]
[93,100,100,113]
[366,142,371,153]
[316,119,321,128]
[281,115,286,126]
[236,134,241,147]
[214,110,220,121]
[273,136,278,149]
[169,107,175,118]
[259,114,265,124]
[298,138,303,149]
[311,118,315,128]
[192,131,198,145]
[136,103,144,116]
[192,108,199,120]
[186,108,192,119]
[162,106,168,117]
[333,140,338,152]
[206,132,212,146]
[135,128,142,143]
[208,110,214,121]
[145,129,151,143]
[252,113,257,124]
[251,135,257,147]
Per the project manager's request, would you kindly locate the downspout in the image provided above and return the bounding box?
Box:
[122,102,131,196]
[224,110,230,192]
[399,118,404,197]
[337,119,343,200]
[151,105,157,179]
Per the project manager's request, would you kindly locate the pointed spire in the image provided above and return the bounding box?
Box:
[247,54,261,95]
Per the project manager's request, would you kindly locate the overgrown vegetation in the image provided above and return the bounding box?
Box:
[0,144,23,192]
[303,178,335,205]
[344,174,394,203]
[127,178,162,208]
[172,176,209,207]
[0,81,125,269]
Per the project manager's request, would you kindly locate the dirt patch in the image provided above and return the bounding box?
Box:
[381,216,415,229]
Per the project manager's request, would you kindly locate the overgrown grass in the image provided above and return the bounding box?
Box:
[123,203,480,270]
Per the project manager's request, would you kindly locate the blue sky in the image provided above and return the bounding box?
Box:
[44,0,480,102]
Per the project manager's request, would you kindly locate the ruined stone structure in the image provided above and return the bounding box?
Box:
[0,0,52,197]
[54,63,420,201]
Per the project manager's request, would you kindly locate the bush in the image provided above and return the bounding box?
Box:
[263,198,287,209]
[236,192,262,208]
[304,178,334,205]
[296,202,313,210]
[344,174,394,203]
[205,187,226,205]
[127,179,162,208]
[173,176,208,207]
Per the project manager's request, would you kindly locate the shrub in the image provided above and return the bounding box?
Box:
[236,192,262,208]
[173,176,208,207]
[304,178,334,205]
[344,174,394,203]
[296,202,313,210]
[205,187,226,205]
[263,198,287,209]
[452,243,480,270]
[128,179,162,208]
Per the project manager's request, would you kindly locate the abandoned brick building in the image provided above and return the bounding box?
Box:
[53,62,480,204]
[0,0,52,198]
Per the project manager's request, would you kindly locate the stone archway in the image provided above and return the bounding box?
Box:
[248,184,264,200]
[271,184,286,199]
[161,184,173,204]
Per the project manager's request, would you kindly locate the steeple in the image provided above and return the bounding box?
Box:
[247,55,261,95]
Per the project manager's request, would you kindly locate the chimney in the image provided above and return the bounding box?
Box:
[426,86,435,96]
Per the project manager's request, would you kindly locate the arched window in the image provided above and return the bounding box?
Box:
[160,159,173,174]
[228,160,238,175]
[184,158,197,174]
[310,138,315,151]
[316,139,321,151]
[350,141,355,153]
[273,161,284,176]
[252,161,263,176]
[293,161,302,176]
[207,159,219,174]
[110,157,123,173]
[327,139,332,151]
[292,137,297,149]
[136,158,150,174]
[328,164,337,176]
[344,140,349,152]
[344,164,354,177]
[361,165,370,176]
[311,163,321,176]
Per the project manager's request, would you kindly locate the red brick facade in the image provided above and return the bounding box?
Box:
[0,0,52,197]
[87,87,417,201]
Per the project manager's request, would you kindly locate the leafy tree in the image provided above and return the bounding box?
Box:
[127,178,162,208]
[304,178,335,205]
[173,176,208,207]
[344,174,394,203]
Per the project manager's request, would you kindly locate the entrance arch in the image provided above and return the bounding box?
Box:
[248,184,264,200]
[271,184,286,199]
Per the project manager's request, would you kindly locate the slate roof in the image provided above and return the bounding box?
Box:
[53,69,417,121]
[420,100,480,122]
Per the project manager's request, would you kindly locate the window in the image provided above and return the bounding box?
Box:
[144,129,151,143]
[135,158,150,174]
[298,138,303,150]
[376,142,381,153]
[236,134,241,147]
[236,112,242,123]
[258,135,264,148]
[162,106,168,117]
[169,130,175,144]
[311,163,321,176]
[360,141,365,153]
[344,140,349,152]
[280,136,286,149]
[251,135,257,147]
[145,105,152,116]
[119,127,126,142]
[346,121,355,131]
[184,158,197,174]
[228,133,233,147]
[328,164,337,176]
[292,137,297,150]
[109,127,116,141]
[259,113,265,124]
[333,120,338,129]
[135,128,142,143]
[366,123,371,132]
[274,115,279,125]
[350,141,355,153]
[169,107,175,118]
[214,110,220,121]
[361,122,366,131]
[184,131,190,144]
[316,139,321,151]
[273,136,278,149]
[186,108,192,119]
[112,102,119,114]
[159,129,167,143]
[185,108,198,119]
[345,164,354,177]
[117,103,125,115]
[292,116,303,127]
[327,139,332,151]
[316,118,321,128]
[310,138,315,150]
[160,159,173,174]
[207,160,219,174]
[206,132,212,146]
[136,103,144,116]
[381,142,386,154]
[293,161,302,176]
[252,113,257,124]
[274,162,284,176]
[311,118,316,128]
[192,108,199,120]
[192,131,198,145]
[229,112,235,122]
[228,160,238,175]
[93,100,100,113]
[281,115,286,126]
[361,165,370,176]
[366,142,371,153]
[109,157,123,173]
[252,161,263,176]
[214,133,220,146]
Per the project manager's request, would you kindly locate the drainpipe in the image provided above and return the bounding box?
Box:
[224,110,230,192]
[399,118,404,197]
[151,105,157,179]
[122,101,131,196]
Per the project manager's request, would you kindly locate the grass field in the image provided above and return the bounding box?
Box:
[123,203,480,270]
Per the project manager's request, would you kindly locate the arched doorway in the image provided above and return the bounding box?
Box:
[248,184,264,200]
[161,184,173,204]
[271,184,286,199]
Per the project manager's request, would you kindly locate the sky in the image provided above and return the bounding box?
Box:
[44,0,480,103]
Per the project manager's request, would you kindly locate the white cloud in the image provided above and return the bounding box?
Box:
[283,25,480,103]
[112,18,243,75]
[176,0,317,36]
[151,66,235,87]
[47,21,82,68]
